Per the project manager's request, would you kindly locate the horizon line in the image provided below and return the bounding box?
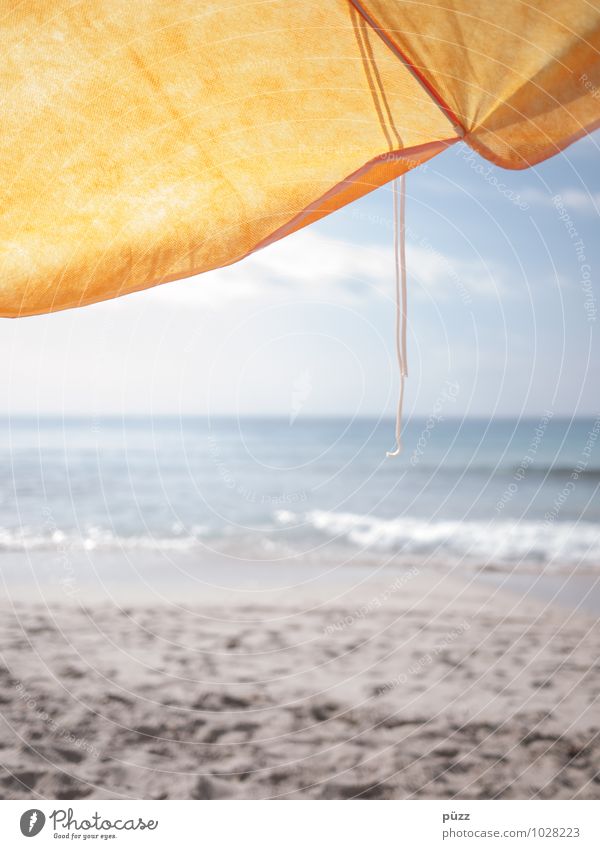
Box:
[0,413,597,422]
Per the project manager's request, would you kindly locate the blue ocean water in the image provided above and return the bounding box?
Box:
[1,415,599,572]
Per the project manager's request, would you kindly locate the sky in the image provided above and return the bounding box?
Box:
[2,131,599,420]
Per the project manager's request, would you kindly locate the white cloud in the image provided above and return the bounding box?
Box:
[146,229,387,308]
[522,186,600,213]
[558,189,600,213]
[407,243,503,298]
[148,227,503,308]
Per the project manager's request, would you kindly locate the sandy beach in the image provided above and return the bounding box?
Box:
[1,566,599,800]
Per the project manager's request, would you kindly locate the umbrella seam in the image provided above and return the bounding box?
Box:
[348,0,467,138]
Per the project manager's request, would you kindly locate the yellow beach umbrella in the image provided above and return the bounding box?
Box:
[0,0,598,318]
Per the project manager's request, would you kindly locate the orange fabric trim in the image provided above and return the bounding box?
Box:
[248,138,458,256]
[465,116,600,170]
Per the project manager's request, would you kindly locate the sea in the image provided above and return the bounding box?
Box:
[1,414,599,577]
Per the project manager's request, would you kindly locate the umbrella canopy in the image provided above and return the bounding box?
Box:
[0,0,599,317]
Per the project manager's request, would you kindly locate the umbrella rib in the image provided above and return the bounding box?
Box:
[348,0,466,138]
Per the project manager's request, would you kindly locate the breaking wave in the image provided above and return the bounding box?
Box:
[275,509,600,568]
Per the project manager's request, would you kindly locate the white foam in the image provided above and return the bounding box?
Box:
[2,511,599,571]
[0,524,209,553]
[275,509,600,569]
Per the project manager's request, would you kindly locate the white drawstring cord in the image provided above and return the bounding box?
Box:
[387,174,408,458]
